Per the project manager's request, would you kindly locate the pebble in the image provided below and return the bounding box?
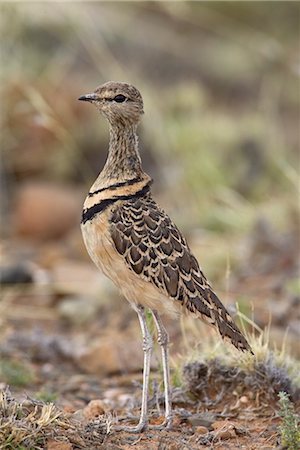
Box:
[195,425,209,435]
[83,399,107,419]
[212,421,237,440]
[215,426,236,439]
[187,412,215,429]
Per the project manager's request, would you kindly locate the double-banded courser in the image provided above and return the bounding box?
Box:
[79,82,252,433]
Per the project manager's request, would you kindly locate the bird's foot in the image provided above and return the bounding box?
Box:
[114,414,173,433]
[149,415,173,431]
[114,420,148,433]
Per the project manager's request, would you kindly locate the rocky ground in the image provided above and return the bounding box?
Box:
[0,193,299,449]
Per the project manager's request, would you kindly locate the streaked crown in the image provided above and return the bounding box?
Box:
[78,81,144,126]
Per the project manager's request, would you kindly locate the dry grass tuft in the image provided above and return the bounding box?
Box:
[182,315,300,408]
[183,355,299,408]
[0,388,108,449]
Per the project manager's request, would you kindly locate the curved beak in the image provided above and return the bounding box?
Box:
[78,93,98,102]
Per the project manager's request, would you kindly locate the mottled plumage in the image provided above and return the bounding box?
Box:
[79,81,252,433]
[110,192,250,352]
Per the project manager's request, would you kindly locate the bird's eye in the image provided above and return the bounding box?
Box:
[113,94,127,103]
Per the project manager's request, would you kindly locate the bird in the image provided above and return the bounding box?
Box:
[78,81,252,433]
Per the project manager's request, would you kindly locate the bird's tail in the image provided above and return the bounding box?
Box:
[209,290,253,353]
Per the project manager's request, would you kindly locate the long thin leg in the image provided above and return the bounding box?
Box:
[152,310,173,429]
[116,304,152,433]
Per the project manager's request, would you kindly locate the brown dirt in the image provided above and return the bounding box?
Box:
[1,296,297,449]
[0,210,299,450]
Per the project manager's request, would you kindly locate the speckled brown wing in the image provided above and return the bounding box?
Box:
[110,194,251,353]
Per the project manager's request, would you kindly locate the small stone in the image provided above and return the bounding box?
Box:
[216,427,236,440]
[83,399,107,419]
[188,412,215,429]
[195,425,208,435]
[240,395,248,404]
[212,421,236,440]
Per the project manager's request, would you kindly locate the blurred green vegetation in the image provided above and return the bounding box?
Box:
[1,2,299,245]
[35,388,58,403]
[0,358,35,387]
[278,391,300,449]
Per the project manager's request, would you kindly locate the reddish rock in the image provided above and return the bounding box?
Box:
[195,425,209,435]
[13,182,83,240]
[83,399,107,419]
[76,332,142,375]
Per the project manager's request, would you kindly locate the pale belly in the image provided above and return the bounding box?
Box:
[81,216,180,317]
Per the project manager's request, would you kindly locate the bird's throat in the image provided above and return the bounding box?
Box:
[102,123,143,181]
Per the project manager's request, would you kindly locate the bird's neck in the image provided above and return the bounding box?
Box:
[100,123,144,181]
[90,122,151,193]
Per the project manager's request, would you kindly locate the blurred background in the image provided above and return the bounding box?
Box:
[0,2,299,398]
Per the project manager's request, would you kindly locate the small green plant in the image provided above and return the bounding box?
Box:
[278,391,300,450]
[35,388,58,403]
[0,359,35,386]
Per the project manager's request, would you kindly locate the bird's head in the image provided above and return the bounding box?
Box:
[78,81,144,126]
